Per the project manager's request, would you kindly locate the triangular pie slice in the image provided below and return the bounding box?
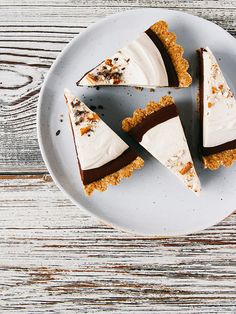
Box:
[77,20,192,88]
[64,89,144,195]
[122,96,201,194]
[198,47,236,170]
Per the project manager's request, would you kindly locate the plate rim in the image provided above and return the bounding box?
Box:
[37,8,236,237]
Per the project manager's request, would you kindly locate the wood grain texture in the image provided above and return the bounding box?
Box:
[1,1,236,312]
[1,0,236,171]
[0,175,236,313]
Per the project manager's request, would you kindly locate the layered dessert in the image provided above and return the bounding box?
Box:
[64,89,144,195]
[198,47,236,170]
[77,20,192,88]
[122,96,201,194]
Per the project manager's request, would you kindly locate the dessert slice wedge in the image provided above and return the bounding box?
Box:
[122,96,201,194]
[198,47,236,170]
[77,20,192,88]
[64,89,144,196]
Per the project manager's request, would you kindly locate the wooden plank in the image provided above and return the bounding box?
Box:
[1,2,236,313]
[0,176,235,312]
[0,6,236,30]
[1,0,236,9]
[0,1,236,172]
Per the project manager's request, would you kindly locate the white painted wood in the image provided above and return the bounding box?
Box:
[1,0,236,171]
[1,1,236,312]
[0,175,236,313]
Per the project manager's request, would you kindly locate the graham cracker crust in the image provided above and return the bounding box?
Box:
[150,20,192,87]
[203,149,236,170]
[122,95,174,132]
[84,156,144,196]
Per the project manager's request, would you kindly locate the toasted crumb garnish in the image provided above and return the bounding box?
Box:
[212,86,218,94]
[105,59,112,66]
[80,126,92,135]
[179,162,193,175]
[86,73,97,84]
[110,78,121,85]
[87,113,100,121]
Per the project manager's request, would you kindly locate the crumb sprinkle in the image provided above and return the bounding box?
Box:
[179,162,193,175]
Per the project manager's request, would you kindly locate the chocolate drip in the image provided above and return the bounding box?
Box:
[129,104,178,142]
[145,28,179,87]
[82,148,138,185]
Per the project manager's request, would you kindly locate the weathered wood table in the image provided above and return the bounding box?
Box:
[1,1,236,312]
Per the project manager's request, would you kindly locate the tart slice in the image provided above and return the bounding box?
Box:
[77,20,192,88]
[198,47,236,170]
[122,96,201,194]
[64,89,144,195]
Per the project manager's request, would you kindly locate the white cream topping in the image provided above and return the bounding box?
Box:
[203,47,236,147]
[140,116,201,194]
[79,32,168,87]
[65,89,128,170]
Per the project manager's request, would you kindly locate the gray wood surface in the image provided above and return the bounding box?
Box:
[0,1,236,313]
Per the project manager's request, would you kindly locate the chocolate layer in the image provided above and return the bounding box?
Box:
[78,30,178,87]
[129,104,178,142]
[82,148,138,185]
[145,28,179,87]
[202,139,236,156]
[69,114,138,185]
[198,48,236,156]
[198,48,205,153]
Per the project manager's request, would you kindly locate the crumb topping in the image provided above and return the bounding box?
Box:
[179,161,193,175]
[68,96,100,136]
[85,55,130,85]
[79,20,192,87]
[80,126,92,136]
[205,59,234,110]
[165,150,197,192]
[86,73,98,84]
[202,48,236,152]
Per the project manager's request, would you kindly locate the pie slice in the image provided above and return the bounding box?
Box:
[122,96,201,194]
[64,89,144,195]
[198,47,236,170]
[77,20,192,88]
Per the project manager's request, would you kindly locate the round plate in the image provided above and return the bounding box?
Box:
[37,8,236,236]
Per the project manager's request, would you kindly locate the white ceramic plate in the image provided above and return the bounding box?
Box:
[37,9,236,236]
